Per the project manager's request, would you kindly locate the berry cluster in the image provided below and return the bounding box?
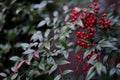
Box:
[69,2,111,48]
[98,13,111,29]
[71,2,111,72]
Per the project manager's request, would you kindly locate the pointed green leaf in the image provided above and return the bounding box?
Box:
[54,74,61,80]
[62,70,73,75]
[49,64,58,74]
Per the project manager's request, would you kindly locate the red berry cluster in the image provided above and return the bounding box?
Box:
[69,2,111,48]
[69,7,80,23]
[98,13,111,29]
[71,2,111,72]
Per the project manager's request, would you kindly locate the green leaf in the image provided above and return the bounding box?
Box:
[95,62,103,75]
[49,64,58,74]
[37,20,46,27]
[103,55,108,63]
[0,73,7,77]
[44,42,50,50]
[109,68,116,76]
[9,56,20,61]
[86,66,95,80]
[99,39,117,50]
[23,49,35,54]
[59,60,70,65]
[60,39,67,48]
[116,63,120,68]
[62,70,73,75]
[86,66,96,80]
[21,43,29,50]
[39,63,45,71]
[88,54,97,65]
[53,11,59,17]
[39,1,47,9]
[101,66,107,74]
[96,45,101,51]
[11,73,18,80]
[47,57,55,64]
[54,74,61,80]
[63,51,69,59]
[75,19,84,28]
[44,29,51,38]
[116,69,120,75]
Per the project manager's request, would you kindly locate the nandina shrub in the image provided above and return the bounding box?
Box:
[68,2,120,80]
[1,2,120,80]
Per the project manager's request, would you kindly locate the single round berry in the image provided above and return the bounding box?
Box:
[94,2,97,6]
[81,31,86,35]
[76,55,81,60]
[89,32,94,37]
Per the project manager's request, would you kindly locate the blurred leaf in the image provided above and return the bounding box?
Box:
[0,73,7,77]
[88,54,97,65]
[11,74,18,80]
[9,56,20,61]
[103,55,108,63]
[116,63,120,68]
[44,42,50,50]
[53,11,59,17]
[39,63,45,71]
[49,64,58,74]
[95,62,103,75]
[75,19,84,27]
[59,60,70,65]
[37,20,46,28]
[116,69,120,75]
[44,29,51,38]
[109,68,116,76]
[23,49,35,54]
[60,39,67,48]
[21,43,29,50]
[63,51,69,59]
[99,39,117,50]
[54,74,61,80]
[101,66,107,74]
[30,31,43,42]
[62,70,73,75]
[86,66,95,80]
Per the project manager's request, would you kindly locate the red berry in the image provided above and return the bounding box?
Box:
[102,13,107,17]
[87,55,91,59]
[77,41,81,45]
[81,42,85,46]
[91,51,96,55]
[87,27,91,31]
[79,25,84,29]
[89,32,94,37]
[83,9,88,13]
[90,28,95,32]
[82,67,88,71]
[76,55,81,60]
[83,37,87,40]
[100,25,104,30]
[94,2,97,6]
[81,31,85,35]
[86,35,89,39]
[88,5,92,9]
[76,32,81,37]
[80,13,84,19]
[95,7,100,11]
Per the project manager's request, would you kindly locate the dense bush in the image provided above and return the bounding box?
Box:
[0,0,120,80]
